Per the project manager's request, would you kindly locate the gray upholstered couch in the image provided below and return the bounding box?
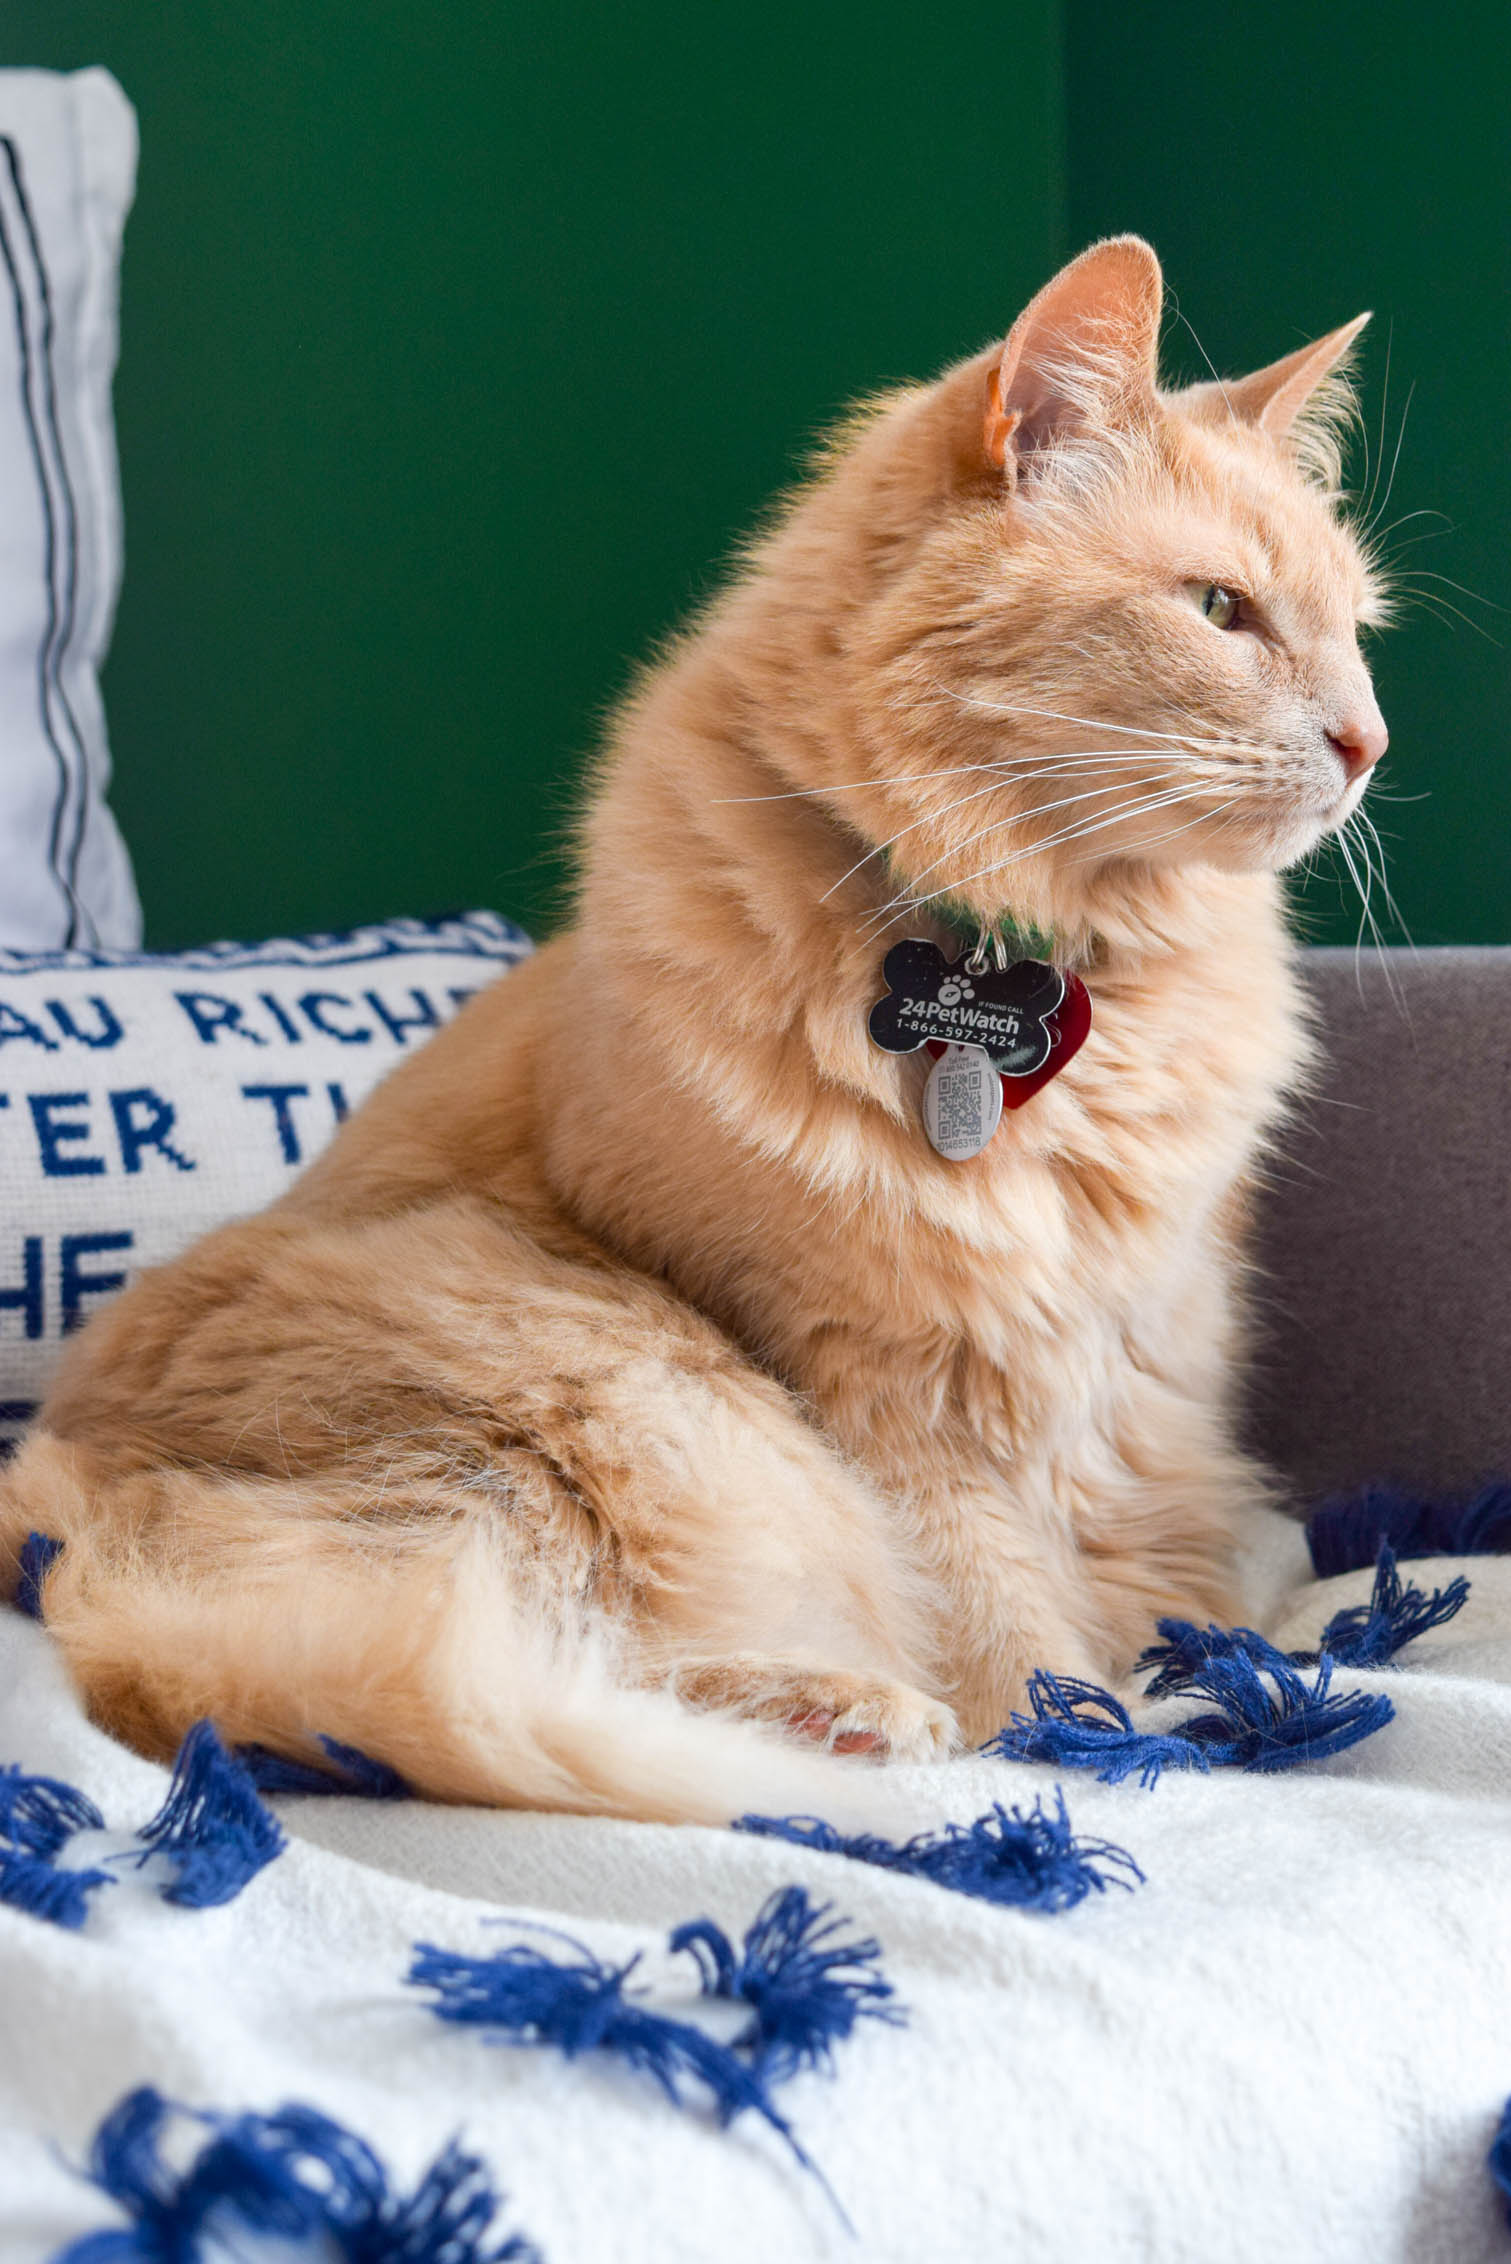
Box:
[1249,947,1510,1501]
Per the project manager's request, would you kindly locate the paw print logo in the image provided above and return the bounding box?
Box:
[936,979,974,1006]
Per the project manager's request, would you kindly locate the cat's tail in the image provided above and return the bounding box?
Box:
[0,1434,903,1831]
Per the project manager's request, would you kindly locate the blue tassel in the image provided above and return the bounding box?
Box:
[0,1847,114,1931]
[985,1645,1394,1787]
[408,1932,787,2136]
[735,1790,1142,1912]
[0,1762,113,1931]
[1142,1546,1467,1687]
[133,1722,284,1909]
[1136,1620,1280,1700]
[53,2084,542,2262]
[670,1886,901,2084]
[1488,2094,1511,2231]
[236,1735,410,1800]
[408,1908,879,2213]
[982,1672,1206,1788]
[15,1529,62,1619]
[1165,1642,1395,1770]
[0,1761,104,1853]
[1305,1543,1470,1668]
[1307,1479,1511,1578]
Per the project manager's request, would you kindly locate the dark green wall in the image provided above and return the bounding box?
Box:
[0,3,1064,946]
[1,7,1503,948]
[1068,0,1511,947]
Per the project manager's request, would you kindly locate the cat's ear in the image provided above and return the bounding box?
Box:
[984,236,1163,483]
[1178,314,1371,439]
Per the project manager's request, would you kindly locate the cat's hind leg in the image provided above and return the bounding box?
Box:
[559,1342,959,1761]
[0,1196,954,1818]
[0,1426,944,1827]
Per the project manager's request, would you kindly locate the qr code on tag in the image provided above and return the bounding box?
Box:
[936,1063,982,1145]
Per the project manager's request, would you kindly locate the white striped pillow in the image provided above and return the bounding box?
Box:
[0,67,139,951]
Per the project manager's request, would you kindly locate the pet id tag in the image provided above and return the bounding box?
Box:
[868,936,1092,1161]
[868,939,1065,1077]
[921,1042,1003,1161]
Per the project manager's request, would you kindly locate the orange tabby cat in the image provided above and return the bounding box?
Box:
[0,238,1388,1825]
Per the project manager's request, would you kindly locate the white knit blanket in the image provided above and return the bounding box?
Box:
[3,1512,1510,2264]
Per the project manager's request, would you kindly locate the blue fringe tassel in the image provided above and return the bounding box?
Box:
[236,1735,410,1800]
[409,1897,898,2211]
[15,1529,62,1620]
[670,1886,901,2084]
[0,1847,114,1931]
[1488,2094,1511,2231]
[0,1761,104,1854]
[1136,1621,1280,1700]
[1163,1643,1395,1771]
[1307,1479,1511,1578]
[985,1644,1394,1787]
[735,1790,1143,1912]
[133,1721,285,1909]
[53,2084,542,2262]
[0,1762,113,1931]
[1140,1543,1468,1685]
[982,1673,1207,1788]
[1306,1543,1470,1668]
[408,1932,791,2141]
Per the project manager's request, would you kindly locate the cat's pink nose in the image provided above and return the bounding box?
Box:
[1327,711,1388,778]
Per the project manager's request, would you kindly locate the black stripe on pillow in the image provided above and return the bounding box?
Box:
[0,138,88,950]
[5,140,93,933]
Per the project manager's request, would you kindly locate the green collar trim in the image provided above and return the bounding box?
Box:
[927,893,1059,967]
[874,849,1064,967]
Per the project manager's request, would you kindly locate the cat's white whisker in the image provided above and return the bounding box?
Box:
[856,773,1195,925]
[1066,794,1244,867]
[1360,318,1393,530]
[1333,818,1401,1008]
[930,684,1218,747]
[857,770,1194,914]
[1392,581,1503,646]
[929,681,1271,763]
[1335,816,1411,1014]
[1395,567,1502,613]
[1341,815,1409,1012]
[864,783,1219,934]
[820,781,1027,902]
[1170,303,1238,423]
[712,762,1009,805]
[1363,378,1415,540]
[1368,506,1451,550]
[1353,805,1416,954]
[817,759,1188,902]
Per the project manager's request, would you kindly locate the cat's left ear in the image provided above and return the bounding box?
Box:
[1178,313,1371,439]
[984,236,1163,483]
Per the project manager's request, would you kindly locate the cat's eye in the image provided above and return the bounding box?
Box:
[1198,582,1241,630]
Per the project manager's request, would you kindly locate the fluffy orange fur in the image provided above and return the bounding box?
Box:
[0,239,1391,1824]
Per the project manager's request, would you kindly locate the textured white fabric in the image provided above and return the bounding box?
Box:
[0,69,139,953]
[2,1512,1510,2263]
[0,913,532,1443]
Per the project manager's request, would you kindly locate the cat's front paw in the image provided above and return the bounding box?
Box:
[676,1654,958,1762]
[784,1675,959,1763]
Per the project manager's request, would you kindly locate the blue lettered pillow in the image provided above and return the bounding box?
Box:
[0,912,531,1446]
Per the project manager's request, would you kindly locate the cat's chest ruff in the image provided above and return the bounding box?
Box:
[905,921,1300,1190]
[874,940,1301,1317]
